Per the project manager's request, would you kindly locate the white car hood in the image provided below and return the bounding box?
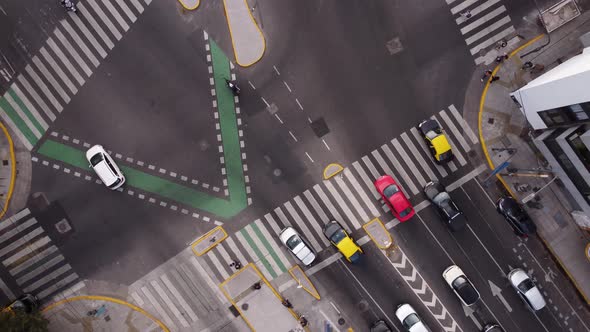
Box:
[292,243,315,265]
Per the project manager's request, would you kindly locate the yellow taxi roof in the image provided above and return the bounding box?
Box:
[432,135,452,154]
[336,236,361,259]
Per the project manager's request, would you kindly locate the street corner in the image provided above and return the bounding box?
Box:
[42,295,169,332]
[191,225,228,256]
[223,0,266,67]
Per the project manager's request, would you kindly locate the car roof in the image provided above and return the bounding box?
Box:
[93,159,119,185]
[336,236,359,257]
[431,135,451,154]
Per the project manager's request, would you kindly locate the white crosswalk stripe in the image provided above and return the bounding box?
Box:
[432,114,467,166]
[114,0,138,23]
[87,0,123,40]
[244,224,282,277]
[77,3,115,49]
[206,250,229,280]
[151,280,189,328]
[225,236,249,268]
[101,0,131,32]
[333,176,368,226]
[4,93,44,137]
[313,184,344,223]
[264,213,283,235]
[235,230,273,280]
[70,13,108,58]
[54,28,92,77]
[47,37,85,86]
[324,181,361,229]
[254,219,292,269]
[304,190,330,223]
[61,20,100,68]
[381,144,419,195]
[449,105,478,144]
[353,161,380,200]
[32,55,70,103]
[142,285,176,330]
[39,47,78,95]
[274,206,292,227]
[400,132,437,182]
[390,138,427,187]
[439,109,472,153]
[284,202,322,251]
[343,168,380,217]
[24,64,63,112]
[160,273,199,323]
[293,196,330,247]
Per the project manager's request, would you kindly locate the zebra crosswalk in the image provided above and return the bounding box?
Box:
[447,0,516,64]
[0,208,84,304]
[0,0,153,150]
[124,105,481,331]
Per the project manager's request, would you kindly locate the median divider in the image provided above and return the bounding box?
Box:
[191,225,227,256]
[363,218,394,250]
[288,265,320,300]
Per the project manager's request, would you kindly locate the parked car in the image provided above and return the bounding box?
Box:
[86,145,126,190]
[482,323,505,332]
[424,181,466,231]
[323,221,363,263]
[508,268,546,311]
[279,227,316,266]
[375,175,415,222]
[442,265,480,306]
[418,119,453,163]
[370,319,393,332]
[4,294,39,313]
[496,196,537,237]
[395,303,431,332]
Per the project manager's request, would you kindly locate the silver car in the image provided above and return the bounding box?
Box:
[279,227,316,266]
[508,268,546,311]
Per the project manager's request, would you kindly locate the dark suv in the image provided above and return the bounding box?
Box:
[424,181,466,231]
[496,196,537,237]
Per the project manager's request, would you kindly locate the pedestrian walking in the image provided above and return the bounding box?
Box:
[490,75,500,82]
[495,53,508,63]
[252,282,261,290]
[460,10,472,19]
[234,261,242,269]
[481,70,493,82]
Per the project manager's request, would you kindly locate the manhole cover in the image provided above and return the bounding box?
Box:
[241,303,249,311]
[338,318,346,325]
[386,37,404,55]
[55,218,72,234]
[199,140,210,151]
[268,103,278,114]
[310,118,329,138]
[273,168,282,177]
[357,300,369,312]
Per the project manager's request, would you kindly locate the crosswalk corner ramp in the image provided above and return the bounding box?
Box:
[190,225,228,256]
[323,163,344,180]
[177,0,200,10]
[288,265,320,300]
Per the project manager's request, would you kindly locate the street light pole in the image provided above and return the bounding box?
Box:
[522,176,558,203]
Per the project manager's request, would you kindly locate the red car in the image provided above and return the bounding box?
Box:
[374,175,415,222]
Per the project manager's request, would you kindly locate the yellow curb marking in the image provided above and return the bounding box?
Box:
[323,163,344,180]
[478,33,590,305]
[42,295,169,332]
[219,263,307,331]
[222,0,266,67]
[586,243,590,261]
[191,225,227,256]
[363,218,393,250]
[177,0,200,10]
[288,265,320,300]
[0,120,16,221]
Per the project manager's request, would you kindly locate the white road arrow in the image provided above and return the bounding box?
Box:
[489,280,512,312]
[462,304,481,330]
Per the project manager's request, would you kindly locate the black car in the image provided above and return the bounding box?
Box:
[424,181,466,231]
[6,294,39,313]
[482,323,505,332]
[496,196,537,237]
[370,319,393,332]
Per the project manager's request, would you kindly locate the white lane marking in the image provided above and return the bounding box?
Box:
[460,6,507,35]
[353,161,380,200]
[339,260,401,332]
[410,127,448,177]
[24,64,63,112]
[100,0,130,32]
[254,219,292,269]
[86,0,122,41]
[305,152,314,163]
[248,80,256,89]
[261,96,270,107]
[113,0,137,23]
[322,139,330,150]
[60,20,100,67]
[344,168,380,217]
[431,115,466,166]
[128,0,144,13]
[324,181,361,229]
[401,132,437,182]
[289,131,298,142]
[450,0,478,14]
[466,223,506,275]
[274,113,283,124]
[474,179,497,205]
[54,28,92,77]
[46,37,84,86]
[273,65,280,75]
[160,274,199,322]
[284,202,322,251]
[449,105,478,144]
[77,2,115,49]
[70,13,108,58]
[391,138,427,187]
[294,196,330,247]
[439,109,471,152]
[313,184,344,222]
[151,280,190,328]
[372,149,410,197]
[206,250,229,280]
[470,26,515,55]
[296,98,303,110]
[39,47,77,94]
[141,285,177,330]
[283,81,292,92]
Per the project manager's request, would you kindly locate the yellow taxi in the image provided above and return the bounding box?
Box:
[418,119,454,163]
[323,221,363,263]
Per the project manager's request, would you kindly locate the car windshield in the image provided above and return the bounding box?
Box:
[402,314,420,329]
[89,153,104,166]
[517,279,534,293]
[453,277,479,303]
[330,229,346,243]
[383,184,399,197]
[425,130,438,140]
[399,207,412,217]
[286,235,302,250]
[433,192,450,205]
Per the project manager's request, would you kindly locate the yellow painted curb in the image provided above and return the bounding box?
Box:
[0,120,16,221]
[177,0,200,10]
[42,295,169,332]
[363,218,393,250]
[477,34,590,304]
[191,225,227,256]
[288,265,320,300]
[222,0,266,67]
[323,163,344,180]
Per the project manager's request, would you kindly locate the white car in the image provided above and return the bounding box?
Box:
[279,227,316,266]
[508,268,546,311]
[86,145,126,190]
[442,265,480,306]
[395,304,431,332]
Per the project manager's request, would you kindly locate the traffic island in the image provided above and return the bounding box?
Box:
[288,265,320,300]
[363,218,396,251]
[219,264,304,331]
[191,225,227,256]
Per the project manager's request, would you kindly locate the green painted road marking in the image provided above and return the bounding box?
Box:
[251,222,287,273]
[240,228,277,279]
[210,40,247,208]
[0,92,39,147]
[35,36,249,220]
[7,89,46,135]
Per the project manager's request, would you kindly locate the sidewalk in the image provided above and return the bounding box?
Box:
[476,13,590,303]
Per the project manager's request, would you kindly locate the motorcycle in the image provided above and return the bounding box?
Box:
[225,79,241,95]
[61,0,78,13]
